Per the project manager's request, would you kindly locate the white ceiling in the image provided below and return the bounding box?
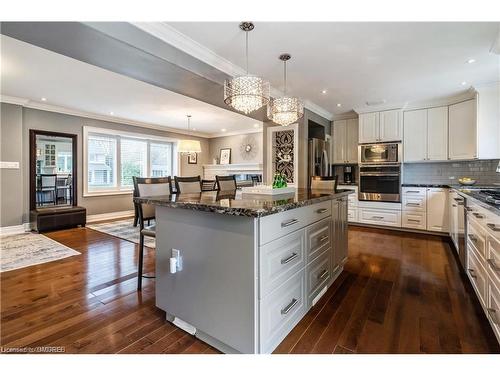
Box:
[165,22,500,115]
[0,35,261,138]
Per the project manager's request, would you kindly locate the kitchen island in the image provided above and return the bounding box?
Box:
[135,188,352,354]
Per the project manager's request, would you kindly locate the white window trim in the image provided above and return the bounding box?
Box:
[83,126,179,197]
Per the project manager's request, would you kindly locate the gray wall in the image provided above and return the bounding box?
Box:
[208,132,263,165]
[0,103,210,226]
[0,104,25,226]
[403,159,500,185]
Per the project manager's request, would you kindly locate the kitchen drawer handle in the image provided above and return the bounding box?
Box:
[487,223,500,232]
[317,269,328,280]
[316,208,328,214]
[281,298,299,315]
[406,203,421,207]
[281,252,298,265]
[453,198,463,202]
[467,268,477,278]
[406,190,421,194]
[487,308,500,325]
[472,213,485,219]
[281,218,299,228]
[465,207,473,212]
[468,234,479,243]
[487,259,500,273]
[408,219,420,223]
[319,235,329,243]
[371,216,384,220]
[452,204,457,207]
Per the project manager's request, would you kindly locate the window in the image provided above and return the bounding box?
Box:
[84,127,177,196]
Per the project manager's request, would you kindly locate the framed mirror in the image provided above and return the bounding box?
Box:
[29,130,77,211]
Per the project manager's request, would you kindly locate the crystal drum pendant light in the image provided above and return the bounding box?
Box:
[224,22,270,114]
[268,54,304,126]
[178,115,202,153]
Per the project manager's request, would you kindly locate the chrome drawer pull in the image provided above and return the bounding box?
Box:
[406,190,421,194]
[319,235,329,243]
[487,259,500,273]
[465,207,473,212]
[467,268,477,278]
[408,219,420,223]
[406,203,420,206]
[316,208,328,214]
[317,269,328,280]
[453,197,463,202]
[281,298,299,315]
[281,218,299,228]
[487,223,500,232]
[371,216,384,220]
[472,213,485,219]
[468,234,479,243]
[487,308,500,325]
[281,252,298,265]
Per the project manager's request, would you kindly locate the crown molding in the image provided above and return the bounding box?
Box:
[0,95,213,139]
[132,22,333,121]
[332,111,359,121]
[402,88,476,111]
[207,128,263,139]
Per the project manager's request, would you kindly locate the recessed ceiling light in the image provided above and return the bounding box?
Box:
[321,90,327,94]
[41,97,47,101]
[221,128,227,132]
[253,123,260,128]
[467,59,476,64]
[461,81,467,86]
[336,103,342,107]
[110,111,115,115]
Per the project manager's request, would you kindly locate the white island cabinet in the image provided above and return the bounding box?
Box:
[138,190,351,354]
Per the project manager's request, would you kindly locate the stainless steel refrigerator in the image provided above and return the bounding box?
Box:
[308,138,331,185]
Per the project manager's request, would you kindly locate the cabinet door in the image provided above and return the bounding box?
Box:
[379,110,402,142]
[331,200,340,274]
[427,106,448,161]
[358,112,379,143]
[332,120,347,164]
[346,118,359,163]
[338,197,348,264]
[403,109,427,162]
[449,99,477,160]
[427,188,449,232]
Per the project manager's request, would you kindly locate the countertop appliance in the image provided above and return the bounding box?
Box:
[450,192,467,269]
[359,142,402,165]
[343,166,354,184]
[358,164,401,202]
[308,138,331,184]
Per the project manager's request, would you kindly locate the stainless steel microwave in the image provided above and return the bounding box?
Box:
[359,142,401,165]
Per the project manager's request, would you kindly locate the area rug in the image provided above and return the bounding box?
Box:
[0,232,81,272]
[87,219,156,248]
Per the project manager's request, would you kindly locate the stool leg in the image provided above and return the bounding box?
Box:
[137,233,144,291]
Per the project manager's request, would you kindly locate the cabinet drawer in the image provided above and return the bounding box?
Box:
[402,211,426,230]
[348,208,358,222]
[307,249,330,307]
[259,201,331,245]
[402,187,427,196]
[402,195,426,212]
[467,218,487,260]
[358,208,402,227]
[259,269,306,353]
[487,281,500,342]
[467,249,487,307]
[487,235,500,290]
[259,230,306,298]
[306,217,331,262]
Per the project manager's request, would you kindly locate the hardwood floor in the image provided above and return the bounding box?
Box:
[1,225,498,354]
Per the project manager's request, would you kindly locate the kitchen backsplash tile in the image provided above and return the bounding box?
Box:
[403,159,500,185]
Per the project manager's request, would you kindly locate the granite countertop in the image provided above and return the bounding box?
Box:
[402,183,451,188]
[134,188,353,218]
[337,182,358,186]
[452,187,500,216]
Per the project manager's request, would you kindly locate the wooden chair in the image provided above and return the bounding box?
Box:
[215,175,237,191]
[310,175,338,192]
[133,176,172,291]
[201,179,217,191]
[174,176,202,193]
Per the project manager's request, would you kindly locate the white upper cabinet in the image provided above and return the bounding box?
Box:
[379,110,402,142]
[358,112,379,143]
[403,109,427,162]
[359,110,401,143]
[448,99,477,160]
[332,118,359,164]
[427,106,448,161]
[332,120,347,164]
[346,118,359,163]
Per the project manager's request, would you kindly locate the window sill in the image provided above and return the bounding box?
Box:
[83,190,133,198]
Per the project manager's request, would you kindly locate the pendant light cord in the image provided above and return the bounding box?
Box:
[245,31,249,74]
[283,60,287,96]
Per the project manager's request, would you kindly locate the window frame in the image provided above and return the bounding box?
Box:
[83,126,178,197]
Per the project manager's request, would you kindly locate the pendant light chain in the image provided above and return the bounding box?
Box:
[283,59,287,96]
[245,30,249,74]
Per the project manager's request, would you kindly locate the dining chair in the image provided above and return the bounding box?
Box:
[56,176,71,204]
[133,176,172,291]
[174,176,202,194]
[201,179,217,191]
[39,174,57,205]
[310,175,338,191]
[251,175,260,185]
[215,175,237,191]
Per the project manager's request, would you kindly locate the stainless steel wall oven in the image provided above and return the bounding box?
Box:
[359,164,401,202]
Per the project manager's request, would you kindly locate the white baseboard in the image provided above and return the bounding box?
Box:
[86,210,135,223]
[0,223,31,236]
